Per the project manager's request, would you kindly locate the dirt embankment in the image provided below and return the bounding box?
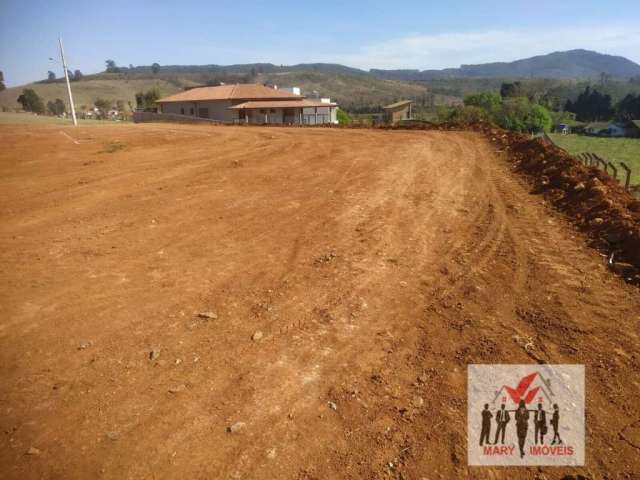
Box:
[382,121,640,284]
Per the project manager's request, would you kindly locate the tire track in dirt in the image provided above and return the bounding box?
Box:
[1,125,639,479]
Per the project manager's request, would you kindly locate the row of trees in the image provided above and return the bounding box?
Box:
[438,81,639,132]
[18,89,70,117]
[439,89,553,133]
[106,60,161,75]
[564,87,613,122]
[15,87,134,117]
[564,86,640,122]
[45,69,83,82]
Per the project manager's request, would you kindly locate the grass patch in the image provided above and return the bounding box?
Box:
[0,112,78,125]
[100,142,126,153]
[549,133,640,186]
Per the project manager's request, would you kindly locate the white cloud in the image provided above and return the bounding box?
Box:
[324,26,640,70]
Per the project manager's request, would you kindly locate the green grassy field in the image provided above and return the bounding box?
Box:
[549,133,640,186]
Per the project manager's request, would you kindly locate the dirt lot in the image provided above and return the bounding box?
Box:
[1,123,639,479]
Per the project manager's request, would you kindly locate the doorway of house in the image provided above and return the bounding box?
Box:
[283,108,296,124]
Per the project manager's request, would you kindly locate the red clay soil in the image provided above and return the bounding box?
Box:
[1,122,640,479]
[386,121,640,284]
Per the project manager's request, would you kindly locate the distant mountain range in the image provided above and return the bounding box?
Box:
[128,50,640,81]
[2,49,640,112]
[370,50,640,81]
[121,50,640,81]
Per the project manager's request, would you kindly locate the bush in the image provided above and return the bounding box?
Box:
[440,95,552,133]
[135,87,161,111]
[17,88,45,114]
[336,108,352,125]
[47,98,66,116]
[450,105,492,123]
[494,98,552,133]
[464,91,502,114]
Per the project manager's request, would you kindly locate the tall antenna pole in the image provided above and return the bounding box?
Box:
[59,36,77,127]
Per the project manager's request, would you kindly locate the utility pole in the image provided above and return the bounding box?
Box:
[59,36,77,126]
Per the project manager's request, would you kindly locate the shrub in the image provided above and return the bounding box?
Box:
[336,108,352,125]
[17,88,45,114]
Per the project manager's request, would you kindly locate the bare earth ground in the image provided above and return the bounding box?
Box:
[1,123,639,479]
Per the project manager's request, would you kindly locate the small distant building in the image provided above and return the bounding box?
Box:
[156,83,338,125]
[624,120,640,138]
[383,100,414,124]
[556,123,570,135]
[585,122,626,137]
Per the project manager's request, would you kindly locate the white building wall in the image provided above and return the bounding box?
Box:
[159,100,236,121]
[302,106,336,125]
[280,87,301,96]
[160,99,337,124]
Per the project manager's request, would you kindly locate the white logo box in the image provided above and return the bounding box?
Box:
[467,364,585,466]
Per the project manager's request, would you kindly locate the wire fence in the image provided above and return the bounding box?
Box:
[537,132,639,198]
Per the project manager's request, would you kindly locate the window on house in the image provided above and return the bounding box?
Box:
[180,107,185,115]
[190,108,194,115]
[270,109,276,113]
[260,109,266,114]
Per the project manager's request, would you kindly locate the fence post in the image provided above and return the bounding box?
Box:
[620,162,632,191]
[595,155,608,173]
[607,162,618,180]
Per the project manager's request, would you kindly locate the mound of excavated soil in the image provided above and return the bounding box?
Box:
[382,121,640,284]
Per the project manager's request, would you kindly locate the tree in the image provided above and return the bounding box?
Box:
[494,98,552,133]
[0,70,5,91]
[500,82,523,98]
[464,92,502,114]
[151,63,160,74]
[94,98,112,112]
[135,87,161,111]
[17,88,45,114]
[73,69,83,81]
[47,70,56,82]
[47,98,66,116]
[615,94,640,121]
[564,86,614,122]
[105,59,120,73]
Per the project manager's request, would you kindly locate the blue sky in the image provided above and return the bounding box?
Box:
[1,0,640,86]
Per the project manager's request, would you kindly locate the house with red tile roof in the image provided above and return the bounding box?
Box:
[156,84,338,125]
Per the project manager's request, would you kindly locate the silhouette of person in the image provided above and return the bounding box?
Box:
[480,403,493,446]
[515,399,530,458]
[551,403,563,445]
[493,403,510,444]
[534,403,547,444]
